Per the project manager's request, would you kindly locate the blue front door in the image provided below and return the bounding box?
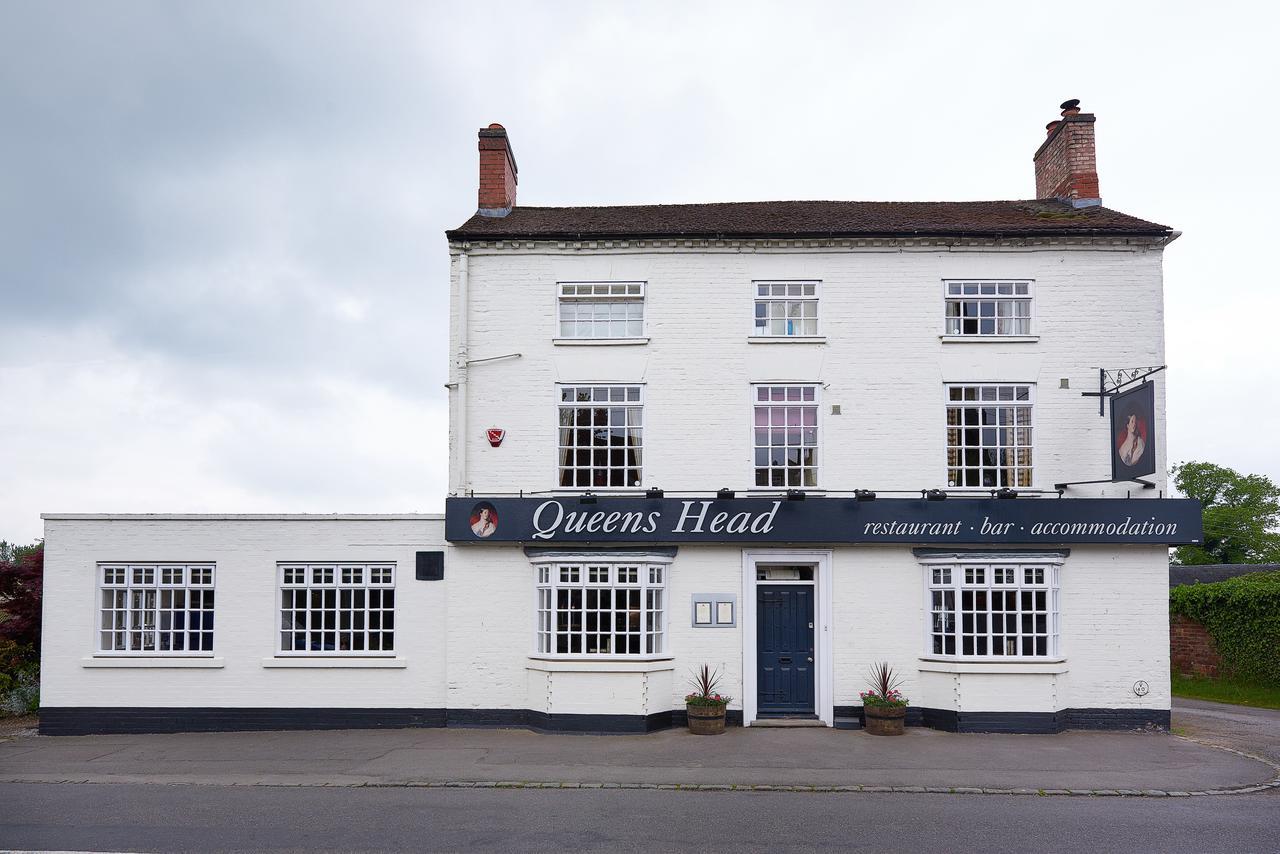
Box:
[757,585,815,715]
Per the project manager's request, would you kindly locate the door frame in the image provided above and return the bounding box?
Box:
[741,549,834,727]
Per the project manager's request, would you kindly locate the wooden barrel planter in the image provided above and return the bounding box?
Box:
[863,705,907,736]
[686,703,728,735]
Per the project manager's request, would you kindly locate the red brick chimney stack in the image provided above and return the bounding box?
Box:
[1033,99,1101,208]
[478,123,518,217]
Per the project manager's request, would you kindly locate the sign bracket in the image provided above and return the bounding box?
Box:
[1080,366,1166,416]
[1054,476,1156,491]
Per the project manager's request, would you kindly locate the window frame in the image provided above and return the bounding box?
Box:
[555,281,646,341]
[751,383,821,489]
[555,383,645,491]
[919,555,1062,662]
[529,553,673,661]
[941,279,1035,339]
[751,280,821,338]
[95,562,216,657]
[275,562,398,657]
[944,383,1036,490]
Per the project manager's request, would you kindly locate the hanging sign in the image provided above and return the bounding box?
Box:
[1111,383,1156,481]
[445,496,1202,545]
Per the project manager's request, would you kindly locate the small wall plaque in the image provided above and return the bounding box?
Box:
[691,593,737,627]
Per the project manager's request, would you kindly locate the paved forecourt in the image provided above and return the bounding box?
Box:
[0,725,1275,795]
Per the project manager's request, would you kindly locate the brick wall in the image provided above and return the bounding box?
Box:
[1170,614,1222,678]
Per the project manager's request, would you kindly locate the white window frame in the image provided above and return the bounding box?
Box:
[752,384,821,489]
[919,554,1063,662]
[96,563,216,656]
[556,383,644,490]
[556,281,646,340]
[751,280,821,338]
[276,562,397,657]
[945,383,1035,490]
[529,553,672,660]
[942,279,1034,338]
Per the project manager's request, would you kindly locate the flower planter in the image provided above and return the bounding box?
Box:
[686,702,728,735]
[863,704,907,736]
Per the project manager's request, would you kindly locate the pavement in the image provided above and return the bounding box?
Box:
[0,701,1277,797]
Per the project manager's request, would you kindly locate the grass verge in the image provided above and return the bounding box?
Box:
[1171,671,1280,710]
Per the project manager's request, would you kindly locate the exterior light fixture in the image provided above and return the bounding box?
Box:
[786,489,806,501]
[646,487,664,499]
[854,489,876,502]
[579,492,597,504]
[995,488,1018,499]
[717,488,735,500]
[925,489,948,501]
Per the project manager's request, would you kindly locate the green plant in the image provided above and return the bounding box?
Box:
[1171,462,1280,565]
[860,662,908,708]
[0,666,38,716]
[1170,571,1280,686]
[684,663,731,707]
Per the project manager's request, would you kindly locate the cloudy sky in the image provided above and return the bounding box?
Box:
[2,1,1277,543]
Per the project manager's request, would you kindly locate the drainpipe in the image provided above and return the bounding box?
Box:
[453,251,469,494]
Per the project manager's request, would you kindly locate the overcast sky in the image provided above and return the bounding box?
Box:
[2,1,1277,543]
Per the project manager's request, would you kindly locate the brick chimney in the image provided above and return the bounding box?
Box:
[477,123,517,217]
[1033,99,1100,208]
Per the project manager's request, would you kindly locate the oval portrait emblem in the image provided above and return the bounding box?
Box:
[469,502,498,538]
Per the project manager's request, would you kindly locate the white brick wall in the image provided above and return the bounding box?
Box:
[451,242,1168,498]
[41,517,448,709]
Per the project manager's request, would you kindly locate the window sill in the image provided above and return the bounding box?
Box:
[939,335,1039,344]
[917,658,1067,674]
[747,335,827,344]
[552,337,649,346]
[82,656,224,669]
[527,656,675,673]
[261,657,408,669]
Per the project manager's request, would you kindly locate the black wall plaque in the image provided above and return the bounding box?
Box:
[416,551,444,581]
[445,496,1202,545]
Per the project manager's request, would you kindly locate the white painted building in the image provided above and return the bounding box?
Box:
[39,101,1201,735]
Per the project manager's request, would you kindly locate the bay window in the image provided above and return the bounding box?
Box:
[532,556,670,657]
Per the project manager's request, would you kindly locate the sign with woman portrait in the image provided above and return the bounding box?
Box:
[1111,382,1156,481]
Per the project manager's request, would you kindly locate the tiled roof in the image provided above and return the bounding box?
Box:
[447,199,1171,241]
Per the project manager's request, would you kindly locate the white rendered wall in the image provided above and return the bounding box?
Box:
[40,517,448,710]
[449,242,1168,498]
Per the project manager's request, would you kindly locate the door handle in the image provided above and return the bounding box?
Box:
[806,656,813,662]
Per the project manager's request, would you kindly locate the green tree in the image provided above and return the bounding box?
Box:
[1172,462,1280,565]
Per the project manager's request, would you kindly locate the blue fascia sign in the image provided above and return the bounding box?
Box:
[445,496,1203,545]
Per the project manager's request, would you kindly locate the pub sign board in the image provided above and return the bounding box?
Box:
[445,496,1202,545]
[1111,382,1157,481]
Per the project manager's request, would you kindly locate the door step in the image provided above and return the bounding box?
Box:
[751,716,825,728]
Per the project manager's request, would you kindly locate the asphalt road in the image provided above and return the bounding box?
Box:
[1,783,1277,853]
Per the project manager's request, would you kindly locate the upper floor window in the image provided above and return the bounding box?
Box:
[944,280,1032,336]
[753,280,819,336]
[754,385,819,487]
[558,385,643,488]
[946,384,1033,488]
[278,563,396,655]
[924,560,1060,659]
[558,282,644,339]
[98,563,215,654]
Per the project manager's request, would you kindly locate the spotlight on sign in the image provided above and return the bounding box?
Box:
[579,491,597,505]
[786,489,806,501]
[717,488,736,500]
[924,489,948,501]
[854,489,877,502]
[646,487,664,499]
[995,488,1019,500]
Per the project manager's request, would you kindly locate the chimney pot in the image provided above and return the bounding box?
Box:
[1045,120,1061,136]
[477,123,518,216]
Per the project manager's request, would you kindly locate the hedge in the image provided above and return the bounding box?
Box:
[1170,571,1280,686]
